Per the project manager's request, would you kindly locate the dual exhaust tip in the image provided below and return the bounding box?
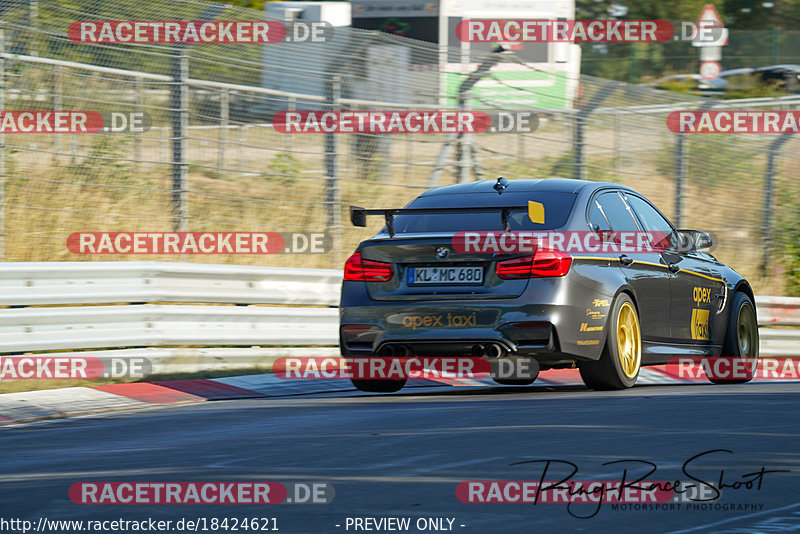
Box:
[377,344,411,357]
[377,343,508,359]
[471,343,507,359]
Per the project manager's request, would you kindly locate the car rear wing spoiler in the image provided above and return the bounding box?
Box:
[349,205,525,237]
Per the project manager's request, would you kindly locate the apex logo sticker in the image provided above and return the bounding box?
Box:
[691,308,710,340]
[401,312,477,330]
[693,287,713,306]
[592,298,610,308]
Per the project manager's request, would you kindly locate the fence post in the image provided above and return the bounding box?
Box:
[572,82,619,181]
[170,47,188,232]
[53,65,62,162]
[134,76,142,170]
[573,112,585,180]
[760,135,791,272]
[238,121,246,174]
[614,112,622,175]
[0,22,5,260]
[28,0,38,57]
[218,88,228,173]
[674,133,686,228]
[405,132,412,185]
[284,96,295,154]
[325,75,341,262]
[628,43,638,83]
[770,28,779,65]
[457,94,471,183]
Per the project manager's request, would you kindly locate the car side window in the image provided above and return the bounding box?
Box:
[623,194,678,250]
[589,200,612,233]
[595,192,640,231]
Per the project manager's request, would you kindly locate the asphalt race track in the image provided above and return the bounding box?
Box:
[1,382,799,534]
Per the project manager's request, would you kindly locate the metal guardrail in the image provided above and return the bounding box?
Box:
[0,263,796,359]
[755,295,800,357]
[0,261,342,307]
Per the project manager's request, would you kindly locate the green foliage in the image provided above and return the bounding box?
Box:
[266,152,304,185]
[778,200,800,296]
[209,0,268,9]
[654,135,760,187]
[66,135,134,184]
[577,0,723,21]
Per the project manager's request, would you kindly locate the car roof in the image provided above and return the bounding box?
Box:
[417,178,632,197]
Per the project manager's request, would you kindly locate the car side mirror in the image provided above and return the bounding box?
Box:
[677,229,713,251]
[693,231,713,250]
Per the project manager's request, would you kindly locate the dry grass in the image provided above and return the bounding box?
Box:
[2,117,790,295]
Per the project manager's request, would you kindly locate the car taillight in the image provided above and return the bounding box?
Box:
[344,252,393,281]
[496,249,572,279]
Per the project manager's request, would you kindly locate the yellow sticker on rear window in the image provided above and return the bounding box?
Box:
[528,201,545,224]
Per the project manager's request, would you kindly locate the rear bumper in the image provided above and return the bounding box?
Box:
[339,275,614,363]
[340,323,559,357]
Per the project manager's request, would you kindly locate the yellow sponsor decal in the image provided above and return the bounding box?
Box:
[691,308,710,340]
[592,298,609,308]
[693,287,713,306]
[577,340,600,346]
[580,322,603,332]
[528,201,545,224]
[401,312,477,330]
[586,309,606,320]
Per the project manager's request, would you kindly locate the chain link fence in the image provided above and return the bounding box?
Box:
[2,0,800,295]
[581,28,800,83]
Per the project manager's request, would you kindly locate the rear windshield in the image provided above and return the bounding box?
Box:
[382,191,577,234]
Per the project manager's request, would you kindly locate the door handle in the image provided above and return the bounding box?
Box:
[619,254,633,266]
[668,262,680,273]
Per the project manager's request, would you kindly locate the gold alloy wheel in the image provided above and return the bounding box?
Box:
[736,302,758,376]
[737,303,757,357]
[616,301,641,379]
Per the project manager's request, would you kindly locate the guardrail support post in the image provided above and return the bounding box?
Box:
[170,47,189,232]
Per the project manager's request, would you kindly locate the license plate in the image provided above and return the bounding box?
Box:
[407,266,483,285]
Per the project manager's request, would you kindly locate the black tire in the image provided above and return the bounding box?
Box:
[709,291,758,384]
[493,377,537,386]
[578,293,641,390]
[350,379,407,393]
